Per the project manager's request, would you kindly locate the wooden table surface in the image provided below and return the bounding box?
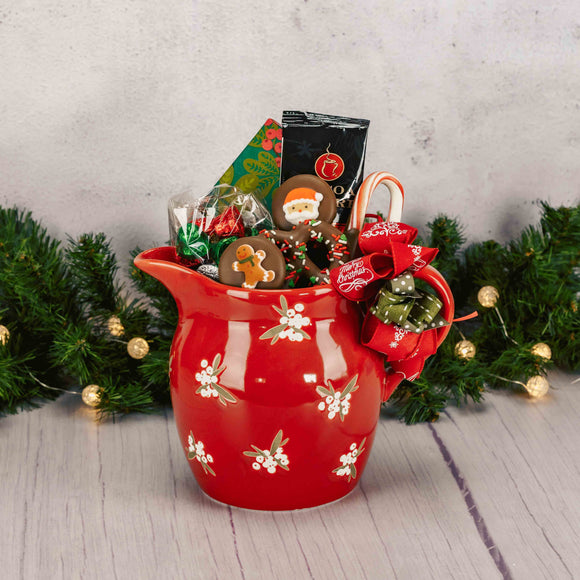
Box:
[2,371,579,580]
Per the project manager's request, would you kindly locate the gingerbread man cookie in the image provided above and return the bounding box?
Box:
[218,237,285,290]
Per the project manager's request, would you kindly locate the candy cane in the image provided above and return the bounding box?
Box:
[348,172,405,231]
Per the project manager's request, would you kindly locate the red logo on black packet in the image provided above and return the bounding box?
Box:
[315,146,345,182]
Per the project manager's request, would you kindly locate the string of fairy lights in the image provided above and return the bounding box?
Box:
[0,315,150,409]
[0,286,555,410]
[0,324,9,346]
[453,285,551,398]
[83,315,151,407]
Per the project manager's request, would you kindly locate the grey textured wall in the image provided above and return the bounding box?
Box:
[1,0,579,269]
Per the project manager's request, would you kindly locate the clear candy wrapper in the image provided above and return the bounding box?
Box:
[169,185,274,268]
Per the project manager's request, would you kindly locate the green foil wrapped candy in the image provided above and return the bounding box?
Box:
[176,222,210,264]
[211,236,237,265]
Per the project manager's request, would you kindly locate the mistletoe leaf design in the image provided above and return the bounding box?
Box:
[216,385,237,404]
[244,430,290,475]
[333,437,367,481]
[186,433,216,476]
[350,464,357,481]
[294,327,311,339]
[260,296,311,344]
[195,354,236,406]
[203,463,216,477]
[316,385,333,397]
[259,324,288,340]
[342,375,359,397]
[270,430,284,455]
[280,295,288,312]
[358,438,367,455]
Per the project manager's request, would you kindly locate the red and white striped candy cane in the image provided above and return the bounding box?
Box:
[347,172,405,231]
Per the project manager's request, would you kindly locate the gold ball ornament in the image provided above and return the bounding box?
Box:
[454,339,476,360]
[530,342,552,360]
[0,325,10,345]
[525,375,550,398]
[127,337,150,359]
[477,285,499,308]
[81,384,102,407]
[107,315,125,337]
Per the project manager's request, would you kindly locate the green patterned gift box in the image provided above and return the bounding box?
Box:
[215,119,282,213]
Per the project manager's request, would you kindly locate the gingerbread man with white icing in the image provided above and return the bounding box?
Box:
[232,244,275,289]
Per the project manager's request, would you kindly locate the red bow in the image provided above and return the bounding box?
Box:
[331,222,438,301]
[330,220,442,398]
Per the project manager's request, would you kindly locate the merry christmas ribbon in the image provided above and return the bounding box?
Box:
[330,220,449,384]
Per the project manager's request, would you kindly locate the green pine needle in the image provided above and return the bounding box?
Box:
[1,201,578,423]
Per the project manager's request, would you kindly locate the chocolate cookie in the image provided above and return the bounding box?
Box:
[218,237,286,289]
[271,174,337,230]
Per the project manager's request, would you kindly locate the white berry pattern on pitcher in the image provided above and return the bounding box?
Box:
[316,375,359,421]
[259,295,311,344]
[195,353,237,406]
[333,438,366,482]
[243,430,290,474]
[186,432,216,476]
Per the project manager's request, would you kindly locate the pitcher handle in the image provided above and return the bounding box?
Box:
[348,172,405,231]
[381,264,455,402]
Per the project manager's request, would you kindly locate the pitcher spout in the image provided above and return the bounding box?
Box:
[133,246,201,318]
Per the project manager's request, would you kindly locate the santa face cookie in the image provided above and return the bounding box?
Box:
[218,237,286,290]
[272,174,337,231]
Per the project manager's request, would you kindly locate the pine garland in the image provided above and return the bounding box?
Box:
[0,202,578,422]
[390,202,579,423]
[0,209,173,417]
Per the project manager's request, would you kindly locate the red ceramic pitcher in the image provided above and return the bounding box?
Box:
[134,246,454,510]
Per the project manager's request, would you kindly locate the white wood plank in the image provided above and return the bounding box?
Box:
[0,395,244,580]
[199,413,500,580]
[118,413,501,579]
[435,371,580,579]
[6,372,578,579]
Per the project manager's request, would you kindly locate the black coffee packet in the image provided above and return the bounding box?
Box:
[280,111,370,226]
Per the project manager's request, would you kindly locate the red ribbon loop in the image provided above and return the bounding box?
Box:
[331,221,439,302]
[361,314,438,360]
[330,254,394,301]
[330,220,446,389]
[358,221,418,254]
